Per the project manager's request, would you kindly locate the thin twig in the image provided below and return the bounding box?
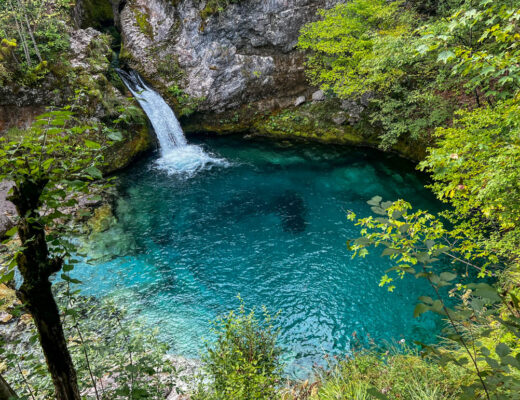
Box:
[16,362,36,400]
[73,314,101,400]
[427,273,491,400]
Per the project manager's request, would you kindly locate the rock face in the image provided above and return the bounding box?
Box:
[117,0,339,113]
[0,24,153,173]
[0,181,15,239]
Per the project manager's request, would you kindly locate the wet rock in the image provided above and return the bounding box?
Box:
[332,112,347,126]
[294,95,306,106]
[311,90,325,102]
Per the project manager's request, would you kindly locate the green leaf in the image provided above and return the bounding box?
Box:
[413,303,430,318]
[367,196,383,206]
[416,44,429,55]
[418,296,433,305]
[0,270,14,284]
[469,283,501,302]
[381,247,400,256]
[85,166,103,179]
[495,343,511,358]
[107,130,123,141]
[60,274,82,284]
[62,264,74,272]
[440,272,457,282]
[4,226,17,237]
[84,139,101,149]
[437,50,456,63]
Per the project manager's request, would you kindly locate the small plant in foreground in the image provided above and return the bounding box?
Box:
[193,299,283,400]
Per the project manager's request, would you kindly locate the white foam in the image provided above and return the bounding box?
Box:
[117,69,230,179]
[154,145,230,177]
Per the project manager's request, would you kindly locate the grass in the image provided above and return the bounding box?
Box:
[280,347,471,400]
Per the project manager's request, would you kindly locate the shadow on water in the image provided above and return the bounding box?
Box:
[272,190,307,233]
[214,189,308,234]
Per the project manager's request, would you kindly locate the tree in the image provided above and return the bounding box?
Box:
[419,100,520,263]
[348,197,520,399]
[297,0,455,149]
[0,374,17,399]
[0,0,69,83]
[194,300,283,400]
[0,106,107,399]
[417,0,520,103]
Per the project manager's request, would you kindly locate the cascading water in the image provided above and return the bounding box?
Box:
[116,69,227,176]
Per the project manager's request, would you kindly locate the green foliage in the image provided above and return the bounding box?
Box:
[167,84,205,117]
[200,0,243,19]
[348,197,520,399]
[0,0,70,84]
[309,349,467,400]
[419,100,520,262]
[298,0,409,98]
[156,54,185,81]
[417,0,520,101]
[133,8,154,39]
[298,0,455,149]
[1,284,175,399]
[194,300,283,400]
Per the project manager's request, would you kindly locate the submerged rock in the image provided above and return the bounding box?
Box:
[273,190,307,234]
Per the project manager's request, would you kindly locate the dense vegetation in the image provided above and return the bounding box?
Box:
[0,0,70,85]
[2,0,520,399]
[299,0,520,398]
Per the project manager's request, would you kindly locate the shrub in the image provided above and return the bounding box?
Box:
[1,284,175,399]
[194,300,283,400]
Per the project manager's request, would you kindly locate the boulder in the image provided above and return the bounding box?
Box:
[332,112,347,126]
[0,312,12,324]
[311,90,326,102]
[294,95,306,106]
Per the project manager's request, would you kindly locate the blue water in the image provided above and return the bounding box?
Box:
[75,135,443,376]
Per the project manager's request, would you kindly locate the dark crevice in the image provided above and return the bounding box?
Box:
[118,0,127,14]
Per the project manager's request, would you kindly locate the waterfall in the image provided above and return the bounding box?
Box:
[116,69,227,176]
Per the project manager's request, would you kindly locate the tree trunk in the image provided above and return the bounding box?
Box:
[0,374,17,400]
[17,281,80,400]
[8,0,31,66]
[9,179,81,400]
[18,0,42,63]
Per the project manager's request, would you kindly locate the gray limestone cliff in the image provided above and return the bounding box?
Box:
[116,0,339,113]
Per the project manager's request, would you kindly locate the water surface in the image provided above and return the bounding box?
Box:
[76,135,443,376]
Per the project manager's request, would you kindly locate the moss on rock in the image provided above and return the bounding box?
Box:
[133,8,154,39]
[103,121,153,173]
[183,99,427,161]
